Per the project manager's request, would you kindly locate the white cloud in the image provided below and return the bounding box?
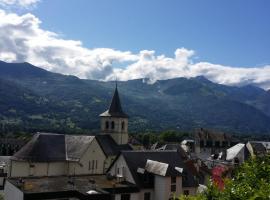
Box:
[0,9,270,90]
[0,0,39,9]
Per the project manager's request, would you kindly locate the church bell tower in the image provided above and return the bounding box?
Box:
[99,85,129,145]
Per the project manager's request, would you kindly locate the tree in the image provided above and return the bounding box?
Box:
[178,155,270,200]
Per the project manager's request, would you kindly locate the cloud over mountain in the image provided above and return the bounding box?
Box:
[0,9,270,89]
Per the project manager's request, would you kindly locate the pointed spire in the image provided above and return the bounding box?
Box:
[109,86,123,114]
[100,83,128,118]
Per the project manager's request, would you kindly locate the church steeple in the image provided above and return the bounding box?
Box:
[108,87,128,117]
[99,84,129,145]
[100,84,128,118]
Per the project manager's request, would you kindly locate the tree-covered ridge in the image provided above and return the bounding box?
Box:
[179,155,270,200]
[1,61,270,134]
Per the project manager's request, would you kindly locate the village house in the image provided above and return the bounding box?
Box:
[107,150,199,200]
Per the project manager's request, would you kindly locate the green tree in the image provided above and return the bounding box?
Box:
[179,155,270,200]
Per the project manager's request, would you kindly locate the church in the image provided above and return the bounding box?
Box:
[8,85,132,178]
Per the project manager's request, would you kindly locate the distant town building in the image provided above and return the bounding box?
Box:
[194,128,238,156]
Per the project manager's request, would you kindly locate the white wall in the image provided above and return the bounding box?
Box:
[10,160,68,177]
[176,176,182,196]
[4,180,24,200]
[68,138,106,175]
[108,155,135,184]
[154,176,171,200]
[10,160,29,177]
[48,162,67,176]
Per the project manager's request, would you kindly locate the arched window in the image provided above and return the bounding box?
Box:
[121,121,125,130]
[111,121,115,129]
[105,121,109,130]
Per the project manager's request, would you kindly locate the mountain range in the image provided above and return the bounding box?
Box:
[1,60,270,135]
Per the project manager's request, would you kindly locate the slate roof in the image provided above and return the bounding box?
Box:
[226,143,245,161]
[96,134,132,157]
[12,133,95,162]
[118,150,198,188]
[249,142,267,155]
[100,87,128,118]
[157,144,188,159]
[65,135,95,161]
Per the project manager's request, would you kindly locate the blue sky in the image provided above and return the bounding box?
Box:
[0,0,270,89]
[32,0,270,67]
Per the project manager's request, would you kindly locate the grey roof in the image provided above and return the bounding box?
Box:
[12,133,95,162]
[65,135,95,161]
[249,142,267,154]
[119,150,197,188]
[96,134,132,157]
[100,87,128,118]
[156,144,189,159]
[226,143,245,161]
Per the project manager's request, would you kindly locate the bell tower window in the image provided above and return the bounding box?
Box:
[121,121,125,130]
[111,121,115,129]
[105,121,109,130]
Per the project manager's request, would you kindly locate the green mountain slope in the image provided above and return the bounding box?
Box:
[1,61,270,134]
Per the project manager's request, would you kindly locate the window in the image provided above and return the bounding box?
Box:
[121,121,125,130]
[88,161,91,170]
[184,190,189,196]
[171,177,176,192]
[171,176,176,184]
[121,194,130,200]
[111,121,115,129]
[92,160,95,170]
[95,160,98,169]
[171,185,176,192]
[144,192,151,200]
[105,121,109,129]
